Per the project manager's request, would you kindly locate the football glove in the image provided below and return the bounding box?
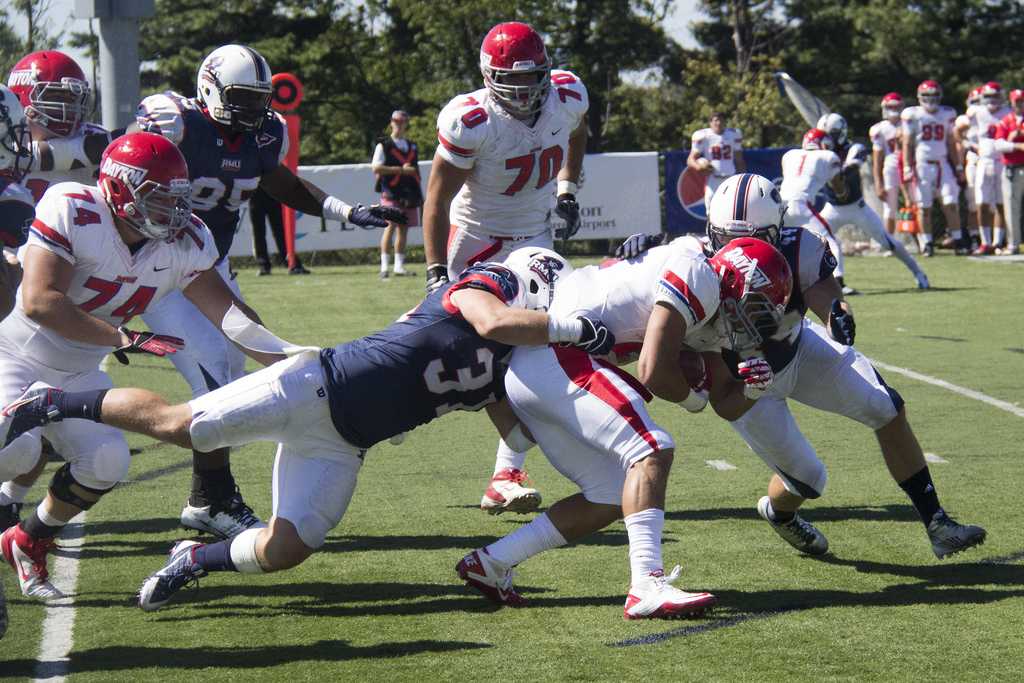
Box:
[566,316,616,355]
[828,299,856,345]
[348,204,407,228]
[113,327,185,365]
[738,357,773,399]
[554,193,581,240]
[425,263,450,293]
[615,232,661,260]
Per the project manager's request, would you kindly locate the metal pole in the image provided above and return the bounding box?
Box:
[96,16,138,130]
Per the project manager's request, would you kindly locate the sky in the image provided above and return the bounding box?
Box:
[5,0,703,76]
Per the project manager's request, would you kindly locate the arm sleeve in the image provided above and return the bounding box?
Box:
[653,255,719,329]
[436,98,488,170]
[136,92,189,145]
[25,189,75,264]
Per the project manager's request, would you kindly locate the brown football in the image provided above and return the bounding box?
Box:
[678,349,707,389]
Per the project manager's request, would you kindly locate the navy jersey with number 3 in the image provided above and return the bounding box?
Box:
[319,264,521,449]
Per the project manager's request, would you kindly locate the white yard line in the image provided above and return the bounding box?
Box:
[705,459,738,471]
[870,359,1024,419]
[924,453,949,464]
[32,512,86,683]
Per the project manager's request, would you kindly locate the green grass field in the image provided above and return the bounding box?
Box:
[2,251,1023,681]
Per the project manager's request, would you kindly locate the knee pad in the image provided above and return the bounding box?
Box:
[0,431,42,481]
[68,435,131,490]
[49,462,110,510]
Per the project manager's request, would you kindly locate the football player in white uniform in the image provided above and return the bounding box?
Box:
[0,133,273,599]
[815,113,929,292]
[421,22,589,515]
[701,176,985,559]
[901,80,964,257]
[1,51,120,532]
[780,128,844,277]
[966,82,1010,255]
[457,235,786,620]
[687,111,745,210]
[0,85,35,321]
[954,87,983,248]
[870,93,907,235]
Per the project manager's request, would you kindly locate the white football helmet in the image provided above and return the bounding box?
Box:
[503,247,573,311]
[816,113,848,146]
[706,173,785,251]
[0,85,31,180]
[196,44,272,132]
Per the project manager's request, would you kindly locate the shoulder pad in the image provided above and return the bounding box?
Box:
[136,92,193,144]
[655,251,719,328]
[550,70,589,117]
[436,91,491,168]
[447,263,521,307]
[691,129,707,144]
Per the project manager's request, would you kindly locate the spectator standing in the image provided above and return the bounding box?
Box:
[250,186,309,275]
[687,112,745,211]
[372,110,422,278]
[993,89,1024,254]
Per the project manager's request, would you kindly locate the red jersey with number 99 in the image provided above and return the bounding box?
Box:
[0,181,217,372]
[436,69,588,237]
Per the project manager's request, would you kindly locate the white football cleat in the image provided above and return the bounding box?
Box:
[1,526,64,600]
[623,566,716,620]
[456,548,526,607]
[480,468,541,515]
[757,496,829,555]
[180,490,265,540]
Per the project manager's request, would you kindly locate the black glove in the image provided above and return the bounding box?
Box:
[348,204,407,228]
[615,232,660,259]
[554,193,581,240]
[828,299,856,346]
[113,327,185,365]
[568,316,616,355]
[425,263,450,293]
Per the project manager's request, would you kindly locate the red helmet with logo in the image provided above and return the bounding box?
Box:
[917,80,942,111]
[881,92,903,118]
[709,237,793,350]
[802,128,834,151]
[479,22,550,117]
[6,51,90,137]
[98,132,192,240]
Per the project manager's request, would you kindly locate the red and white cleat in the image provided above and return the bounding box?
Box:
[1,525,63,600]
[623,565,716,620]
[480,468,541,515]
[456,548,526,607]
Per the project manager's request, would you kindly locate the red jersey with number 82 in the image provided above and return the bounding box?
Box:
[436,70,588,237]
[901,105,956,163]
[0,181,217,373]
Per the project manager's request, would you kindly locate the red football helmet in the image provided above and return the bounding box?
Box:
[966,86,982,108]
[7,51,90,137]
[881,92,903,119]
[709,237,793,350]
[479,22,550,117]
[98,132,192,240]
[802,128,834,151]
[917,80,942,112]
[981,81,1003,110]
[1011,89,1024,111]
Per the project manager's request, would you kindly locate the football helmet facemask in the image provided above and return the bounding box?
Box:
[503,246,573,311]
[480,22,551,118]
[7,50,90,137]
[197,44,273,133]
[706,173,785,252]
[881,92,903,121]
[917,80,942,113]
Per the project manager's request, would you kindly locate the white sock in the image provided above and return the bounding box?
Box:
[979,226,991,245]
[493,438,529,475]
[36,500,68,529]
[395,253,405,271]
[485,512,566,567]
[0,481,31,506]
[624,508,664,585]
[994,227,1005,245]
[380,253,389,272]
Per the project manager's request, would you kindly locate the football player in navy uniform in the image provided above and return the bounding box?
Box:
[617,174,985,560]
[0,84,34,322]
[133,44,406,540]
[2,248,615,610]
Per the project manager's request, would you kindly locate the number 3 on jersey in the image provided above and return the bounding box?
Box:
[424,348,496,416]
[503,145,564,196]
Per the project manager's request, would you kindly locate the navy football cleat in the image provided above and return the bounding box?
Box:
[2,383,64,447]
[138,540,207,611]
[927,511,986,559]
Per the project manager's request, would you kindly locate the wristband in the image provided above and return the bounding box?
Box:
[322,195,353,222]
[557,180,578,196]
[547,316,584,343]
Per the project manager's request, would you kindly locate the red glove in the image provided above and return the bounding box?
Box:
[113,327,185,365]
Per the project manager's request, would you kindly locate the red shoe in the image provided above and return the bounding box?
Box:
[623,566,716,620]
[456,549,527,607]
[1,525,62,599]
[480,468,541,515]
[973,244,995,255]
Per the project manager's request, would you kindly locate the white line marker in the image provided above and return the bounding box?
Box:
[33,512,86,682]
[924,452,949,464]
[705,459,737,471]
[871,359,1024,419]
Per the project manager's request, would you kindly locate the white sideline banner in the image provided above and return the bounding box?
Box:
[227,152,661,257]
